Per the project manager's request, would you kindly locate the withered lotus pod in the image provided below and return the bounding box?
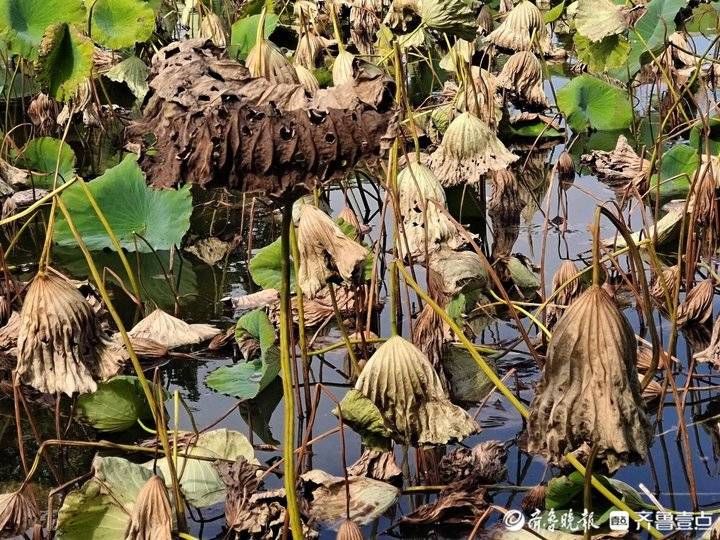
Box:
[126,476,173,540]
[527,285,652,473]
[355,335,479,445]
[495,51,548,108]
[484,0,549,53]
[428,112,517,187]
[297,204,369,298]
[16,273,122,396]
[556,150,575,188]
[337,519,363,540]
[0,485,39,536]
[677,279,715,327]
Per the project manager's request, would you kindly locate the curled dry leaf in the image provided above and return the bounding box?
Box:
[27,92,57,135]
[439,440,508,485]
[399,489,487,528]
[428,112,517,187]
[350,0,381,55]
[484,0,549,53]
[650,264,680,311]
[295,63,320,93]
[496,51,548,108]
[677,279,715,327]
[347,449,403,484]
[697,317,720,368]
[199,12,226,47]
[126,476,173,540]
[580,135,650,192]
[332,50,356,86]
[296,204,369,298]
[300,469,400,528]
[641,376,663,406]
[16,272,122,396]
[546,260,584,330]
[128,308,220,349]
[428,248,486,297]
[0,295,10,327]
[215,457,262,531]
[412,302,450,367]
[0,485,39,536]
[355,335,479,445]
[528,286,652,473]
[556,150,575,188]
[229,288,280,311]
[637,342,672,372]
[476,5,493,36]
[0,311,19,351]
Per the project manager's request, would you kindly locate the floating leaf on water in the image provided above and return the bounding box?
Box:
[649,144,698,201]
[53,155,193,252]
[105,55,150,101]
[145,429,258,508]
[18,136,75,188]
[301,469,400,528]
[38,23,93,101]
[126,476,173,540]
[428,112,518,187]
[75,375,162,433]
[129,308,219,349]
[496,51,548,108]
[528,286,653,473]
[16,272,122,396]
[418,0,476,40]
[574,0,628,42]
[215,457,262,531]
[0,485,39,536]
[354,336,479,445]
[581,134,650,190]
[484,0,549,53]
[399,489,487,529]
[677,279,715,327]
[556,74,633,132]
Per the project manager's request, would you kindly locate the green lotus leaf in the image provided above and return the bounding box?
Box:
[556,74,633,132]
[75,375,163,433]
[248,237,295,290]
[104,55,149,100]
[146,428,257,508]
[19,137,76,188]
[649,144,698,201]
[229,13,278,60]
[88,0,156,49]
[574,33,631,74]
[54,154,192,252]
[334,389,393,450]
[0,0,85,59]
[38,23,94,101]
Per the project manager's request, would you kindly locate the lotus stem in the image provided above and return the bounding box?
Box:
[328,283,360,376]
[279,200,303,539]
[583,445,599,540]
[0,178,77,228]
[290,225,312,424]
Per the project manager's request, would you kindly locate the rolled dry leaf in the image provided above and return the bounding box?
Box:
[126,476,173,540]
[215,457,262,531]
[295,63,320,94]
[295,29,335,69]
[580,135,650,192]
[428,248,487,297]
[641,376,663,405]
[16,273,122,396]
[496,51,548,108]
[677,279,714,327]
[439,440,507,485]
[527,285,652,473]
[484,0,549,53]
[247,15,299,86]
[412,302,450,368]
[129,309,220,349]
[0,486,39,536]
[346,449,402,484]
[636,342,671,372]
[337,519,363,540]
[337,205,363,238]
[0,311,19,350]
[332,50,356,86]
[355,335,479,445]
[650,265,680,311]
[296,204,369,298]
[428,112,517,187]
[27,92,57,135]
[199,12,227,46]
[0,295,9,327]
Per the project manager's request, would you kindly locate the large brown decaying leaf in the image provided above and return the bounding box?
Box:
[15,273,122,396]
[126,476,173,540]
[296,204,369,298]
[215,457,262,531]
[677,279,715,327]
[399,489,488,528]
[484,0,549,53]
[495,51,548,108]
[580,135,650,192]
[527,285,653,473]
[126,39,393,200]
[355,335,479,445]
[350,0,381,55]
[346,449,403,484]
[0,486,39,536]
[439,440,507,485]
[545,260,584,330]
[128,308,219,349]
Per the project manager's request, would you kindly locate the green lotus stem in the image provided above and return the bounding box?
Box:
[0,177,77,227]
[488,291,551,339]
[396,261,663,539]
[308,338,385,356]
[53,196,187,531]
[279,201,303,539]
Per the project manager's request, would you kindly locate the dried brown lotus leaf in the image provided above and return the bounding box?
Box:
[641,376,663,405]
[399,489,487,528]
[580,135,650,191]
[0,486,39,536]
[16,273,122,396]
[297,204,368,298]
[439,440,507,485]
[199,12,227,47]
[0,311,19,350]
[347,449,402,484]
[527,285,652,473]
[125,476,173,540]
[337,519,363,540]
[295,30,335,69]
[27,92,57,135]
[650,265,679,310]
[697,317,720,367]
[332,50,356,86]
[215,457,262,531]
[556,150,575,187]
[247,36,299,85]
[476,5,493,36]
[428,112,517,187]
[295,63,320,94]
[350,0,382,55]
[397,162,463,259]
[484,0,549,53]
[496,51,548,108]
[412,302,450,367]
[428,248,487,297]
[185,236,231,266]
[677,279,714,327]
[636,342,671,372]
[355,335,479,445]
[129,308,220,349]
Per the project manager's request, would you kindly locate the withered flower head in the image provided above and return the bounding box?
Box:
[355,335,479,445]
[428,112,518,187]
[337,519,364,540]
[297,204,369,298]
[556,150,575,188]
[126,476,173,540]
[247,11,299,85]
[16,272,122,396]
[677,278,715,327]
[528,285,653,473]
[496,51,548,108]
[484,0,549,53]
[0,486,39,536]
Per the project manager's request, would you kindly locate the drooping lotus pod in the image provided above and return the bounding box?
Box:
[428,112,517,187]
[495,51,548,108]
[354,335,479,445]
[527,285,653,473]
[396,161,462,259]
[126,476,173,540]
[484,0,549,53]
[15,272,123,396]
[296,204,369,298]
